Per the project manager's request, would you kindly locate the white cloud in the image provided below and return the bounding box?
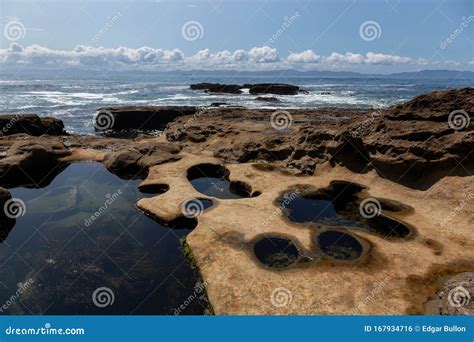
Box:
[248,46,279,63]
[325,52,365,64]
[0,44,447,70]
[324,52,413,65]
[287,50,320,63]
[365,52,412,64]
[0,43,184,66]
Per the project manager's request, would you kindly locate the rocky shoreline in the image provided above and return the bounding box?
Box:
[0,87,472,315]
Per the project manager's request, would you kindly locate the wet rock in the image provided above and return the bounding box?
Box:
[190,83,242,94]
[95,106,197,131]
[249,83,304,95]
[210,102,229,107]
[0,186,15,241]
[0,114,66,136]
[0,187,11,220]
[27,185,77,214]
[255,96,280,103]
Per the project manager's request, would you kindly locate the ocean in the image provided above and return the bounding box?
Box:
[0,72,471,135]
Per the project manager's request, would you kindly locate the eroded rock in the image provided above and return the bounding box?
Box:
[0,114,65,136]
[95,106,197,131]
[0,138,70,188]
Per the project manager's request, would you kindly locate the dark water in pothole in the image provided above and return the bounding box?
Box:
[253,237,299,269]
[190,177,247,200]
[318,231,363,260]
[281,191,412,238]
[183,198,214,212]
[282,194,367,228]
[0,162,208,315]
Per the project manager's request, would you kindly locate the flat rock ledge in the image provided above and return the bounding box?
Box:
[138,153,473,315]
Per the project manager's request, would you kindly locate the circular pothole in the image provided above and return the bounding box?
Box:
[317,231,363,260]
[279,189,366,228]
[253,236,300,269]
[138,183,169,195]
[187,163,255,200]
[182,198,214,216]
[367,215,412,238]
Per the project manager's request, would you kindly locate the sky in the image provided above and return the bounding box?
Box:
[0,0,473,73]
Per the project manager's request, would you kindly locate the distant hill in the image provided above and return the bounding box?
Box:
[386,69,474,79]
[1,67,473,80]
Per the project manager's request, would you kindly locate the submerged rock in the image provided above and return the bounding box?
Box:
[27,185,77,214]
[255,96,280,103]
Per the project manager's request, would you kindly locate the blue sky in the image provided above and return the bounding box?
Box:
[1,0,473,72]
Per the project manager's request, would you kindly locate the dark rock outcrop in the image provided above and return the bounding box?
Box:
[248,83,303,95]
[0,138,70,188]
[95,106,197,131]
[0,114,66,136]
[190,83,242,94]
[190,83,307,95]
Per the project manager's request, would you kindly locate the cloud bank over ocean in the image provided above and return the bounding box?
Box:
[1,43,456,71]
